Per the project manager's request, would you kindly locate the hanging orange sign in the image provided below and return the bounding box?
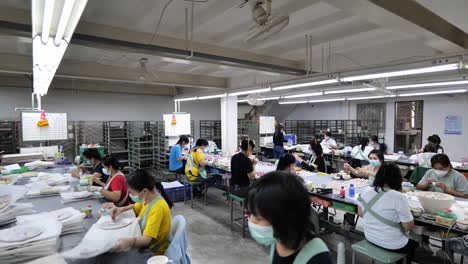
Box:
[37,111,49,127]
[171,113,177,125]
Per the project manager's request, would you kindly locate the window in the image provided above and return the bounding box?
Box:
[357,103,386,142]
[394,101,424,154]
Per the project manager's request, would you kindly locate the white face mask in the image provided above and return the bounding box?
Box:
[434,169,448,177]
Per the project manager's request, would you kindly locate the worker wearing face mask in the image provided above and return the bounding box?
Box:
[276,153,297,174]
[417,154,468,198]
[345,150,383,183]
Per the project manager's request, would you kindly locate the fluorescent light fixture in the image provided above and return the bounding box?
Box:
[283,92,322,99]
[174,97,197,102]
[309,98,346,103]
[229,87,271,96]
[398,89,467,97]
[324,87,376,94]
[260,96,280,101]
[347,95,396,101]
[237,99,248,103]
[161,57,192,65]
[341,64,458,82]
[278,101,308,105]
[387,80,468,90]
[272,79,338,91]
[41,0,54,44]
[198,94,227,100]
[54,0,75,45]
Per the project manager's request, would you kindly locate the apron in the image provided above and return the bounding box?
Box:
[427,169,457,193]
[358,191,407,234]
[138,195,165,253]
[418,153,435,168]
[104,173,129,207]
[308,156,327,173]
[269,238,329,264]
[186,150,207,181]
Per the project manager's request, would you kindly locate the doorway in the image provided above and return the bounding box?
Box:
[394,101,424,154]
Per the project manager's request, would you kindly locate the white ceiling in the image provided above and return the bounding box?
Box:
[0,0,467,92]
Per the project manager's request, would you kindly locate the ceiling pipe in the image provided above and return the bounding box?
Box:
[0,20,306,76]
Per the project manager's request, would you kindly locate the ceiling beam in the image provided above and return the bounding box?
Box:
[369,0,468,49]
[0,53,227,90]
[0,6,305,76]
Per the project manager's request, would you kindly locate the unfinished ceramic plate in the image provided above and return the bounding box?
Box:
[71,191,92,199]
[0,194,12,213]
[97,218,132,230]
[55,211,73,221]
[0,225,43,242]
[20,172,39,178]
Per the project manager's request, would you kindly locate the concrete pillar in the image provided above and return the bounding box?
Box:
[221,96,238,155]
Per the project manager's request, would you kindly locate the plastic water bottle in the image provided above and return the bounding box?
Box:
[349,184,355,198]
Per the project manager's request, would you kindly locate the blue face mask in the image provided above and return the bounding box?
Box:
[369,160,381,167]
[248,221,276,245]
[102,168,109,176]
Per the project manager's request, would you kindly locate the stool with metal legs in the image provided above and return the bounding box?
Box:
[229,193,247,238]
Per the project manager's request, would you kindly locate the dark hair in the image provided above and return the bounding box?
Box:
[368,149,384,162]
[370,135,379,143]
[176,135,189,145]
[195,139,209,147]
[127,170,173,208]
[248,171,315,250]
[240,139,256,151]
[428,134,441,145]
[103,156,121,171]
[83,148,102,161]
[276,153,296,171]
[423,144,438,153]
[360,137,369,151]
[310,140,323,156]
[275,123,284,135]
[373,163,402,192]
[325,131,332,137]
[311,134,321,142]
[431,154,452,169]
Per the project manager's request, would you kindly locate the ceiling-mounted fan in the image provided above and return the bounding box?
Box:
[137,58,158,82]
[240,0,289,43]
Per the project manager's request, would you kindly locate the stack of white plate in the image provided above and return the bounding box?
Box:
[17,207,85,236]
[60,191,102,204]
[0,218,62,263]
[25,182,71,198]
[0,194,35,226]
[33,173,70,186]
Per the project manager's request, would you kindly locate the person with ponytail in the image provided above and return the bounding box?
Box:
[98,157,132,207]
[111,170,172,255]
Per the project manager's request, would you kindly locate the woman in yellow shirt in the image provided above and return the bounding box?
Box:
[185,139,212,197]
[111,170,173,255]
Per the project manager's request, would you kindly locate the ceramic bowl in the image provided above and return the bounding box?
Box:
[417,192,455,214]
[147,256,169,264]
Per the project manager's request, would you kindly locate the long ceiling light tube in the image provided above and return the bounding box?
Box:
[341,63,458,82]
[347,95,396,101]
[278,100,308,105]
[41,0,55,44]
[324,87,376,94]
[398,89,467,97]
[54,0,76,45]
[309,98,346,103]
[228,87,271,96]
[174,97,198,102]
[387,80,468,90]
[283,92,322,99]
[272,79,338,91]
[198,94,227,100]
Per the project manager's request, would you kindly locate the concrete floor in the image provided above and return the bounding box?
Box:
[170,188,463,264]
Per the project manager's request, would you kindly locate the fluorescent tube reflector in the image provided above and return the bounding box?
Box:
[387,80,468,90]
[272,79,338,91]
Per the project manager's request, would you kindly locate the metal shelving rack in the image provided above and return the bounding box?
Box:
[238,120,259,147]
[0,121,16,154]
[153,121,167,170]
[199,120,221,147]
[127,121,154,171]
[104,121,129,170]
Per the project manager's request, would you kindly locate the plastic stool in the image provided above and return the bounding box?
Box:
[352,240,407,264]
[229,193,247,238]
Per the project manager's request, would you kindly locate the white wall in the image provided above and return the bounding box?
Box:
[0,87,221,139]
[267,94,468,160]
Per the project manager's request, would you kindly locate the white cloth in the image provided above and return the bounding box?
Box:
[351,145,373,161]
[61,210,141,259]
[357,187,413,250]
